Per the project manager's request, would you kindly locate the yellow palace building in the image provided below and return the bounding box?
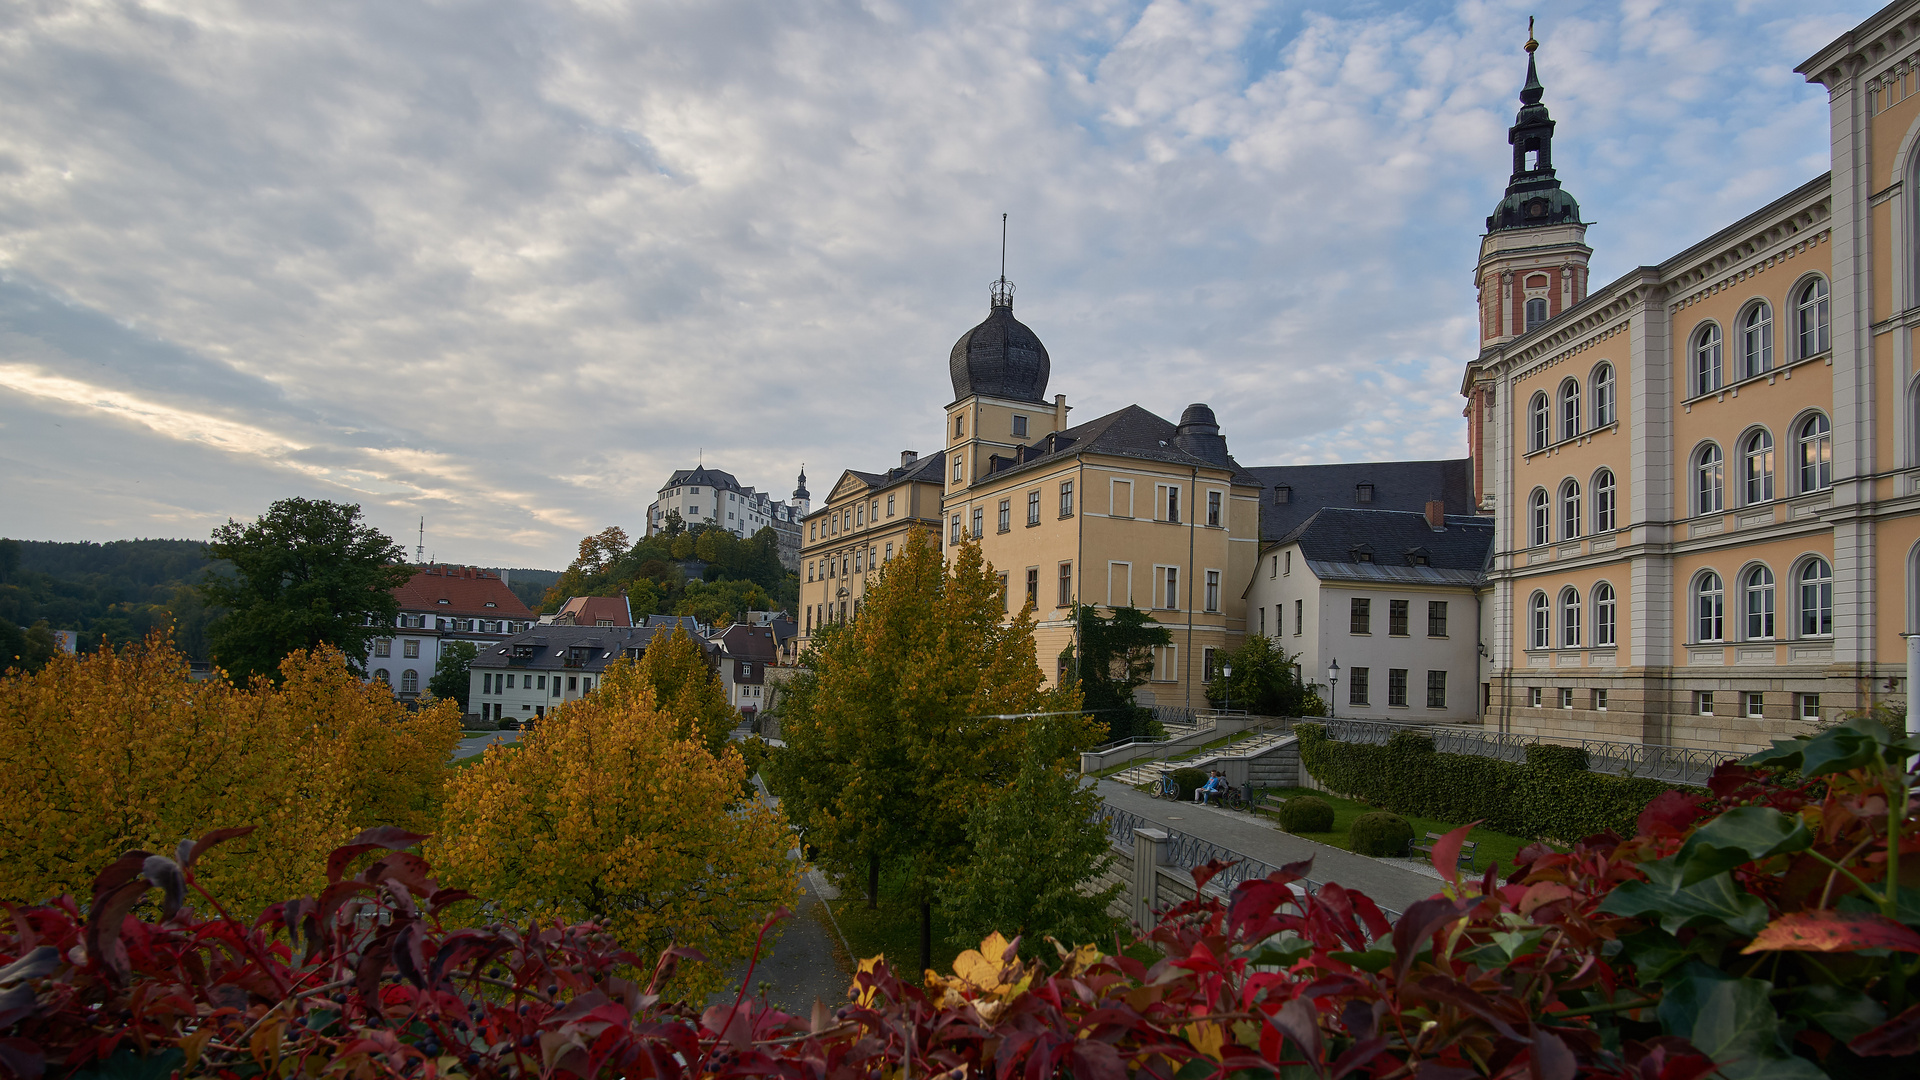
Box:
[1465,5,1920,752]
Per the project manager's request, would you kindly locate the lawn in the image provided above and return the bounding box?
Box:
[1256,787,1536,875]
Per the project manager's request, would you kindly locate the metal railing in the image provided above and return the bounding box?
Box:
[1317,717,1729,787]
[1097,802,1401,922]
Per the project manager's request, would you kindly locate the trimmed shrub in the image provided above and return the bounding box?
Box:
[1294,722,1694,843]
[1169,767,1209,801]
[465,713,499,732]
[1277,795,1334,833]
[1349,812,1414,857]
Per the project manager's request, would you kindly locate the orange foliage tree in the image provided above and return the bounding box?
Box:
[0,632,460,911]
[432,678,798,1003]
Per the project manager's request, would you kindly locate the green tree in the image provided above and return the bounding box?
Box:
[1205,635,1309,716]
[1061,605,1172,742]
[767,531,1096,971]
[430,639,479,712]
[0,617,58,673]
[942,745,1121,960]
[660,509,686,537]
[199,499,413,684]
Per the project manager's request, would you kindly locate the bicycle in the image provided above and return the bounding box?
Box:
[1154,774,1181,800]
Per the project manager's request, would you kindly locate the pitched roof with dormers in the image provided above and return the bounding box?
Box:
[394,565,534,619]
[1259,508,1494,590]
[1245,459,1478,543]
[979,404,1261,486]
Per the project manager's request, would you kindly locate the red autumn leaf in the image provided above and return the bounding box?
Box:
[1636,790,1704,839]
[1738,909,1920,954]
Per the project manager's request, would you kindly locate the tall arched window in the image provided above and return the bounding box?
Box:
[1561,587,1583,647]
[1559,479,1581,540]
[1696,443,1725,514]
[1744,566,1775,640]
[1559,379,1581,441]
[1798,414,1832,492]
[1696,572,1725,642]
[1593,469,1616,532]
[1592,363,1616,426]
[400,669,420,693]
[1530,488,1551,547]
[1525,297,1549,331]
[1796,278,1830,358]
[373,668,391,684]
[1530,392,1550,451]
[1741,302,1773,378]
[1799,558,1832,637]
[1743,429,1774,504]
[1593,583,1616,646]
[1530,592,1550,649]
[1693,324,1723,395]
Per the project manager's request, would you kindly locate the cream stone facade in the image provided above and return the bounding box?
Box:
[795,450,946,646]
[1463,9,1920,754]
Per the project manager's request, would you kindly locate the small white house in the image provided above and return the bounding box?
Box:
[1243,504,1493,724]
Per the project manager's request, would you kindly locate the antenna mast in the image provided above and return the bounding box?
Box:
[416,517,425,564]
[990,213,1015,309]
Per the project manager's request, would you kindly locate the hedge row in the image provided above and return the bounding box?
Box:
[1294,723,1695,843]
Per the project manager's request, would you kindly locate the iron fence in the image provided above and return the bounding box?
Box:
[1318,718,1729,787]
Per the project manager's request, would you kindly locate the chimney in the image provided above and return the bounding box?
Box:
[1054,393,1068,428]
[901,449,918,467]
[1425,500,1446,531]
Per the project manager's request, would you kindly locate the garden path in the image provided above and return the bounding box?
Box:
[1094,779,1445,913]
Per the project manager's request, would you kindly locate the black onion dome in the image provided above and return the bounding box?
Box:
[949,296,1050,404]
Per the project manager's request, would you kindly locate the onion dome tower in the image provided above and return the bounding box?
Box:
[1486,28,1581,232]
[791,465,810,517]
[947,275,1051,405]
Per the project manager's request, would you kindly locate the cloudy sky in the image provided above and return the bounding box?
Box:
[0,0,1872,568]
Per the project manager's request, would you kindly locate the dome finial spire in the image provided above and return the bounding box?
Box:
[1525,15,1537,54]
[990,213,1015,310]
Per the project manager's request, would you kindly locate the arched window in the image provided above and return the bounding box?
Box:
[1744,566,1775,640]
[1741,302,1773,378]
[1696,444,1725,514]
[373,668,390,684]
[1559,379,1581,441]
[1525,297,1549,331]
[1693,324,1723,396]
[1529,488,1551,547]
[1592,469,1616,532]
[1561,587,1582,647]
[1799,558,1832,637]
[1530,392,1550,451]
[1743,429,1774,504]
[1798,414,1832,492]
[1592,363,1616,426]
[1696,572,1725,642]
[1530,592,1550,649]
[1796,278,1830,358]
[1593,583,1616,647]
[400,669,419,693]
[1559,480,1581,540]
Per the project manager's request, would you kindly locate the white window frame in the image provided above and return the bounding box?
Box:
[1743,429,1775,505]
[1154,565,1180,611]
[1744,566,1776,641]
[1560,588,1582,648]
[1741,302,1773,379]
[1204,569,1221,612]
[1529,592,1550,650]
[1592,363,1616,426]
[1593,583,1616,647]
[1696,572,1725,643]
[1593,469,1616,532]
[1796,277,1831,358]
[1693,323,1723,396]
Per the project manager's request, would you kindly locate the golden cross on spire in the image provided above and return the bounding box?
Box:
[1526,16,1538,53]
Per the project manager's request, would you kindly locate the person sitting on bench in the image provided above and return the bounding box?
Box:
[1195,771,1227,805]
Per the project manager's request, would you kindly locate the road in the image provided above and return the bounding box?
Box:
[453,730,520,760]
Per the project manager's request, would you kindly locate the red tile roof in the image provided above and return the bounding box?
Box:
[393,565,533,619]
[556,595,633,627]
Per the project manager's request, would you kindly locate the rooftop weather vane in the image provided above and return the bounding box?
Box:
[990,213,1015,309]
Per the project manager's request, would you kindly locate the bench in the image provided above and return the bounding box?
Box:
[1409,831,1477,869]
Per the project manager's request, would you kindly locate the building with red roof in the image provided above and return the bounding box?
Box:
[368,565,535,703]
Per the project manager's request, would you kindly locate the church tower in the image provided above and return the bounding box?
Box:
[1464,26,1591,507]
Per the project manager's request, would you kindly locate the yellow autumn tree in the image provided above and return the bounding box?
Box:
[0,633,460,911]
[595,624,736,752]
[432,680,798,1003]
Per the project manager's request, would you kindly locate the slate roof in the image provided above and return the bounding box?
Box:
[471,623,716,672]
[662,467,744,493]
[393,565,533,619]
[1260,508,1494,590]
[713,623,778,662]
[1245,458,1478,542]
[981,404,1261,485]
[805,452,946,521]
[950,300,1050,405]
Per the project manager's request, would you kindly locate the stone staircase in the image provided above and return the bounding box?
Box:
[1108,728,1297,789]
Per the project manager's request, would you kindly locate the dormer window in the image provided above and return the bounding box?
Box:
[1274,485,1290,504]
[1405,548,1431,567]
[484,601,497,608]
[1355,484,1374,503]
[1351,545,1375,563]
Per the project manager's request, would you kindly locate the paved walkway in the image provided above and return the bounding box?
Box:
[1095,779,1444,914]
[453,730,520,760]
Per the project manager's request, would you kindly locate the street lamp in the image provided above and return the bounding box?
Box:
[1222,660,1233,713]
[1326,657,1340,720]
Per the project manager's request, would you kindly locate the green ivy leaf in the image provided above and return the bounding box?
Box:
[1616,927,1711,983]
[1597,859,1769,936]
[1790,985,1887,1043]
[1659,972,1824,1080]
[1674,807,1813,886]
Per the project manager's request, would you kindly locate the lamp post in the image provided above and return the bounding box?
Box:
[1326,657,1340,720]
